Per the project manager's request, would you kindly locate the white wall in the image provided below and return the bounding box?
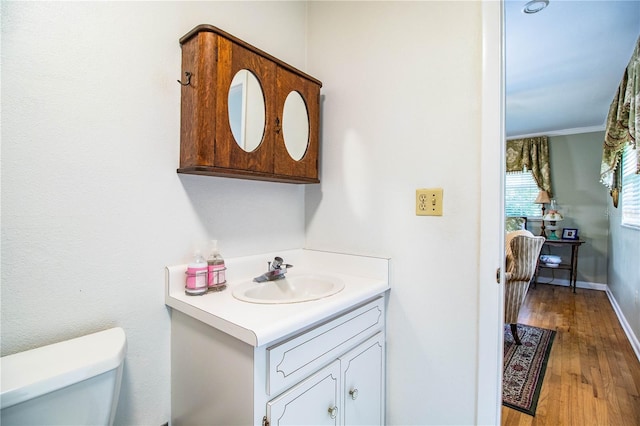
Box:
[306,2,486,424]
[1,2,309,424]
[608,188,640,349]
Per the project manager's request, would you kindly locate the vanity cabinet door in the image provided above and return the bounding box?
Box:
[340,333,385,426]
[266,360,341,426]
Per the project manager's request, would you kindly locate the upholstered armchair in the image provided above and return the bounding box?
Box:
[505,231,545,345]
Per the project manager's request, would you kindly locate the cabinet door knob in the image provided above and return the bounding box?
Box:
[328,406,338,419]
[349,388,359,400]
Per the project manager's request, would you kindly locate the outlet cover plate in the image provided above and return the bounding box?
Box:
[416,188,443,216]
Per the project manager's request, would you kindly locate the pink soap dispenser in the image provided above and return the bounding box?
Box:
[185,250,208,296]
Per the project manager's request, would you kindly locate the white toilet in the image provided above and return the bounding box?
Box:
[1,327,127,425]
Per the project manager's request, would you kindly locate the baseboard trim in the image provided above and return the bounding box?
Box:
[605,287,640,363]
[534,278,608,292]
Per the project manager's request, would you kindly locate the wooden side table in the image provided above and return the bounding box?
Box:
[534,239,585,293]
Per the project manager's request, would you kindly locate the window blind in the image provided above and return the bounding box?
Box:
[505,171,540,217]
[621,143,640,228]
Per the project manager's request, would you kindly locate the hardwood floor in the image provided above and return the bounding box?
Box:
[502,284,640,426]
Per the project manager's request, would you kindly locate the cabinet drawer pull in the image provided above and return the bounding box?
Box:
[349,388,359,400]
[328,406,338,419]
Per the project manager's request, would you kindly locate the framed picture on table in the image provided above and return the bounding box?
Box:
[562,228,579,240]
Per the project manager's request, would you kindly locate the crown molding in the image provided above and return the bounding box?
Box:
[507,124,606,140]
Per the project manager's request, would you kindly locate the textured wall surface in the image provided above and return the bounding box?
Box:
[305,2,486,424]
[1,2,308,424]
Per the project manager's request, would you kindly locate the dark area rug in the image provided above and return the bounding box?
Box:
[503,323,556,416]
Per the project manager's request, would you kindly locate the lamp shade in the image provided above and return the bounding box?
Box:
[534,190,551,204]
[543,212,564,221]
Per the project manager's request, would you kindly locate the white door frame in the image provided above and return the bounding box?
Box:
[476,1,505,425]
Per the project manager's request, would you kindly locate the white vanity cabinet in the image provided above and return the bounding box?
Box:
[340,333,385,425]
[265,332,384,426]
[266,360,341,426]
[170,296,386,426]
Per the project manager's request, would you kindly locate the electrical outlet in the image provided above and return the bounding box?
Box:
[416,188,443,216]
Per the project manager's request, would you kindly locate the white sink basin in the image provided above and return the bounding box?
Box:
[232,274,345,304]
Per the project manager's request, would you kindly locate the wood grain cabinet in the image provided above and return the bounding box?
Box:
[177,25,322,184]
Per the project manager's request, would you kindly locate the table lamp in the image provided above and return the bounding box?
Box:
[534,190,551,236]
[543,200,563,240]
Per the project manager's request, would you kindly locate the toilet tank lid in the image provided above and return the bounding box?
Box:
[0,327,127,409]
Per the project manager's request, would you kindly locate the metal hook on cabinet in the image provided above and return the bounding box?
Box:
[177,71,192,86]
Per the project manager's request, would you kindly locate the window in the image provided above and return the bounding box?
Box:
[505,171,540,217]
[621,143,640,229]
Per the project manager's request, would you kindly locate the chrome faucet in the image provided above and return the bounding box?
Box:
[253,256,293,282]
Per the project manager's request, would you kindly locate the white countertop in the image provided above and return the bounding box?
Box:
[165,249,390,347]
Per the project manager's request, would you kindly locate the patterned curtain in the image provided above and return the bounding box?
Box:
[506,136,552,196]
[600,36,639,192]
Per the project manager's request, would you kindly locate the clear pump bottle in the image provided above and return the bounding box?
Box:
[207,240,227,291]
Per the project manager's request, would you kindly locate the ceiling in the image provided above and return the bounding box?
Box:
[505,0,640,138]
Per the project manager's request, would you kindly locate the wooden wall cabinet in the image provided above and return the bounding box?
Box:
[178,25,322,184]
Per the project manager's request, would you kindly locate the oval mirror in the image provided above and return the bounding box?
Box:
[228,69,265,152]
[282,91,309,161]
